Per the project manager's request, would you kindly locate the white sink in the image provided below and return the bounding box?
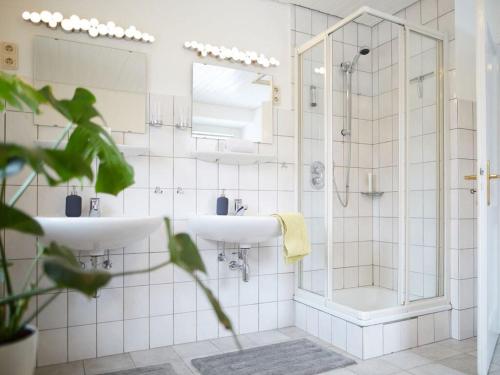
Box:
[188,215,282,246]
[36,216,163,255]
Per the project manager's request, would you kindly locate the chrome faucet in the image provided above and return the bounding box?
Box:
[89,197,101,217]
[234,199,248,216]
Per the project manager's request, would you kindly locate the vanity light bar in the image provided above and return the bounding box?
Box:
[21,10,155,43]
[184,41,280,68]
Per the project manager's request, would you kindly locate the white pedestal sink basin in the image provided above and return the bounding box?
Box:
[188,215,282,246]
[35,216,163,255]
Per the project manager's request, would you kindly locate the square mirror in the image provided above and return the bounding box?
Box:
[33,36,147,133]
[191,63,273,143]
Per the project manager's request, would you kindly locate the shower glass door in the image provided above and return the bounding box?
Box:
[298,39,327,296]
[405,28,445,302]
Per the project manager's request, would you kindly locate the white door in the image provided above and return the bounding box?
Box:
[476,0,500,373]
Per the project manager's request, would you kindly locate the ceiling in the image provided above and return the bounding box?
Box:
[193,63,271,109]
[276,0,417,19]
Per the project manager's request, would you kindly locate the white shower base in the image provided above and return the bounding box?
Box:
[295,286,452,359]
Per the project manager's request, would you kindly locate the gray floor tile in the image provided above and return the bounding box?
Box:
[408,363,468,375]
[437,338,477,354]
[438,354,477,375]
[35,361,84,375]
[173,340,221,359]
[83,353,135,375]
[382,351,432,370]
[243,329,291,345]
[130,346,181,367]
[210,335,256,352]
[279,326,311,339]
[348,358,401,375]
[410,342,462,361]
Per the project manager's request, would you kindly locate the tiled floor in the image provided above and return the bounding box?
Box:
[36,328,483,375]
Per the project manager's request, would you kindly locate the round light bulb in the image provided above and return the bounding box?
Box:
[22,11,31,21]
[212,47,220,56]
[97,24,108,36]
[70,14,79,23]
[80,18,90,31]
[201,49,208,57]
[149,35,155,43]
[48,20,58,28]
[244,57,252,65]
[30,12,41,24]
[40,10,51,23]
[133,30,142,40]
[52,12,63,22]
[114,26,124,38]
[61,18,73,31]
[125,27,134,38]
[89,18,99,27]
[88,27,99,38]
[184,41,191,48]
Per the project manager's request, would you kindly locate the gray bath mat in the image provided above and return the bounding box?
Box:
[191,338,356,375]
[102,363,177,375]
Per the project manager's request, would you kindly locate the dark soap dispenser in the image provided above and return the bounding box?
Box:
[216,190,228,215]
[65,186,82,217]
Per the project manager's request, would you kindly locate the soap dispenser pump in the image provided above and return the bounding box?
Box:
[216,190,229,215]
[65,186,82,217]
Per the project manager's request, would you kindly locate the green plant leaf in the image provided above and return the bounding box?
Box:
[0,72,46,113]
[196,276,234,332]
[43,256,111,296]
[0,144,93,186]
[0,203,43,235]
[43,242,80,268]
[165,218,206,274]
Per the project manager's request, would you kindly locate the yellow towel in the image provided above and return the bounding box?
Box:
[272,212,311,264]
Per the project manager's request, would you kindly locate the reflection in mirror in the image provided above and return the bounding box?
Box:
[192,63,273,143]
[33,36,147,133]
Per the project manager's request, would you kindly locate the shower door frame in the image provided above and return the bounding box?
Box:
[294,6,450,310]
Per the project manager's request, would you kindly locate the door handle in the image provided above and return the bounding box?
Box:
[464,161,500,205]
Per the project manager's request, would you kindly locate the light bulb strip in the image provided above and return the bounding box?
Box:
[22,10,155,43]
[183,41,279,68]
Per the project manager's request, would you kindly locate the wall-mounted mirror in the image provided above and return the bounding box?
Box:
[192,63,273,143]
[33,36,147,133]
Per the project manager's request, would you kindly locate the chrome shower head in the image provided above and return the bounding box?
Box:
[350,46,370,70]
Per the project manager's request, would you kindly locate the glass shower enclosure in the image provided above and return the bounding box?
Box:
[296,7,448,312]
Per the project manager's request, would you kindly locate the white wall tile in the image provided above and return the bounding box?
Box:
[124,318,150,352]
[150,315,174,348]
[174,282,196,313]
[68,292,96,326]
[150,284,173,316]
[277,300,295,328]
[174,312,197,344]
[240,304,259,333]
[97,321,124,357]
[68,324,96,361]
[346,323,363,358]
[259,302,278,331]
[124,286,149,319]
[418,314,435,345]
[363,324,383,359]
[37,328,68,366]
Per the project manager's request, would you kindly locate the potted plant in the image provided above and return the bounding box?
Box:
[0,72,235,374]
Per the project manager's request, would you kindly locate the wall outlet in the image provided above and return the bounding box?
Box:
[272,86,280,105]
[1,42,18,70]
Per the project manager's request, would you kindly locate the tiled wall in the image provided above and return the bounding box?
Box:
[371,19,401,292]
[3,92,297,365]
[295,301,451,359]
